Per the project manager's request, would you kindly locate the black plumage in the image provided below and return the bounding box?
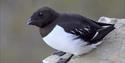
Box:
[27,7,115,44]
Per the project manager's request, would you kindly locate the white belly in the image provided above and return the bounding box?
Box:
[43,25,99,55]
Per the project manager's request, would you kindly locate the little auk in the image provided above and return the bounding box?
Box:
[27,7,115,63]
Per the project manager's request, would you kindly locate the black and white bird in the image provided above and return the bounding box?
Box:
[27,7,115,63]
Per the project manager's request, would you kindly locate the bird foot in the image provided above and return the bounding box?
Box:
[56,54,74,63]
[56,58,68,63]
[53,51,66,56]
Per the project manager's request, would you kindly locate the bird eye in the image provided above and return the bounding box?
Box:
[38,12,43,16]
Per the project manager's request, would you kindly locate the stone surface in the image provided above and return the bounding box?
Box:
[42,17,125,63]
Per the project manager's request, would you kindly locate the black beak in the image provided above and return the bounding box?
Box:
[27,18,33,25]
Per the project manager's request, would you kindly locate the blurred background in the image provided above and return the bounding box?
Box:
[0,0,125,63]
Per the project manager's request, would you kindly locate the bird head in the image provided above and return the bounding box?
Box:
[27,7,59,28]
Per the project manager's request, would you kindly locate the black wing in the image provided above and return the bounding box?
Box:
[56,14,115,44]
[58,23,95,42]
[58,22,115,45]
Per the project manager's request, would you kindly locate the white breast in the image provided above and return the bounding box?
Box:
[43,25,100,55]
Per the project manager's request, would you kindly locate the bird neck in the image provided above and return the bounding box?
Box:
[39,13,59,37]
[39,21,57,37]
